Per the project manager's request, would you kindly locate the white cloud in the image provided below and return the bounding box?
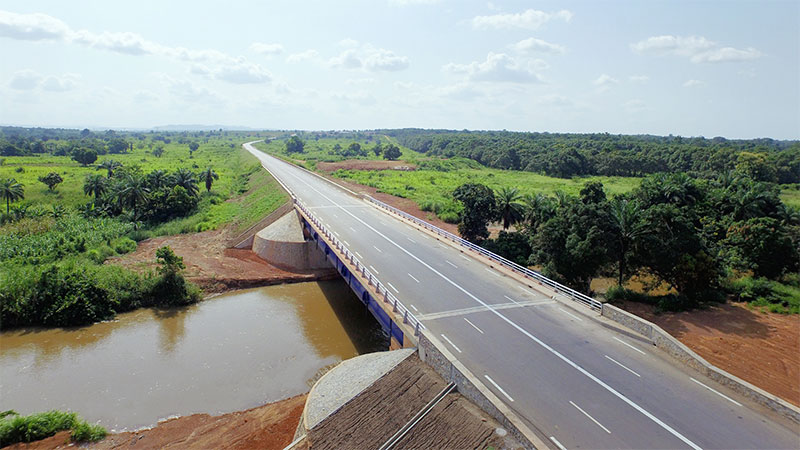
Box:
[0,10,71,41]
[444,52,544,83]
[592,74,618,92]
[338,38,359,47]
[329,44,409,72]
[623,99,647,113]
[346,78,376,85]
[472,9,572,30]
[513,37,565,55]
[163,76,224,105]
[287,49,319,63]
[249,42,284,55]
[388,0,441,5]
[682,79,705,88]
[9,69,42,90]
[192,60,272,84]
[631,35,761,63]
[629,75,649,84]
[41,74,78,92]
[71,30,155,55]
[329,90,376,105]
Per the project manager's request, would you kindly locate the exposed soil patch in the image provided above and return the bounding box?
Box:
[617,300,800,406]
[6,395,307,450]
[317,160,416,172]
[108,227,336,293]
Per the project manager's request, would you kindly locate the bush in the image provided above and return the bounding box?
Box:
[111,237,137,254]
[87,245,115,264]
[0,410,106,446]
[730,277,800,314]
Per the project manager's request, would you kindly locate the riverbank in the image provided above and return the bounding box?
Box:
[5,395,306,450]
[109,226,337,293]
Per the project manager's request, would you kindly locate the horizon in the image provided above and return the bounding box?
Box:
[1,1,798,140]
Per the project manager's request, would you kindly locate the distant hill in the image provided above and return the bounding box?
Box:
[151,124,260,131]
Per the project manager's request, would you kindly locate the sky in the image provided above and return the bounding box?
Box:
[0,0,798,139]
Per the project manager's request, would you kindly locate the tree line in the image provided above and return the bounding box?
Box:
[456,172,799,311]
[387,129,800,182]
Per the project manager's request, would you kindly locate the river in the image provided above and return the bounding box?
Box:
[0,280,387,431]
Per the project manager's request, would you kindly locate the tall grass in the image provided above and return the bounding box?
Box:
[0,410,107,446]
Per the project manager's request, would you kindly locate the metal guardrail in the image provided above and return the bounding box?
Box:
[364,195,604,311]
[295,199,425,337]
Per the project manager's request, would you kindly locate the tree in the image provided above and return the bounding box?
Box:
[113,173,150,217]
[83,174,107,199]
[173,168,199,197]
[347,142,363,157]
[1,178,24,214]
[383,144,402,161]
[522,193,555,233]
[495,186,524,230]
[146,170,169,190]
[286,136,305,154]
[453,183,496,241]
[188,142,199,156]
[723,218,799,279]
[609,197,648,286]
[38,172,63,191]
[97,160,122,178]
[152,145,165,158]
[200,167,219,192]
[71,148,98,166]
[372,141,383,157]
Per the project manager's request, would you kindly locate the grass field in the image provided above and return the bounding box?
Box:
[0,138,286,237]
[780,186,800,209]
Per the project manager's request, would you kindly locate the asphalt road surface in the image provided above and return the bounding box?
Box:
[245,142,799,450]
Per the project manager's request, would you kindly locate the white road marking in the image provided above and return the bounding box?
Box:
[350,227,356,232]
[518,286,536,296]
[441,334,462,353]
[604,355,641,378]
[387,282,399,293]
[266,154,702,450]
[484,375,514,402]
[690,378,742,406]
[355,251,363,259]
[558,308,584,322]
[334,231,340,237]
[408,273,420,283]
[613,337,647,355]
[445,260,458,268]
[373,246,383,253]
[460,254,471,261]
[343,241,350,247]
[369,265,379,274]
[549,436,567,450]
[504,295,521,306]
[418,300,554,321]
[464,318,484,334]
[407,237,416,243]
[411,304,419,312]
[485,268,500,276]
[332,213,338,218]
[570,401,611,434]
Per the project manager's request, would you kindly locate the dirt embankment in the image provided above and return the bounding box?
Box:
[108,227,336,293]
[317,160,416,172]
[6,395,306,450]
[619,300,800,406]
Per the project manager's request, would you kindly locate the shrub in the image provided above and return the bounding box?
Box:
[111,237,137,254]
[87,245,115,264]
[0,410,106,446]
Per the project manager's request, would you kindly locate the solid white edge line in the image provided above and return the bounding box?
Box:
[387,282,399,293]
[369,265,379,274]
[604,355,642,378]
[484,375,514,402]
[690,378,742,406]
[570,401,611,434]
[408,273,420,283]
[441,334,462,353]
[504,295,521,306]
[464,317,484,334]
[549,436,568,450]
[261,149,702,450]
[445,260,458,268]
[558,307,584,322]
[613,336,647,355]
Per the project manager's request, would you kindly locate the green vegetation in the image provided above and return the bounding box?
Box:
[0,127,289,329]
[0,410,106,446]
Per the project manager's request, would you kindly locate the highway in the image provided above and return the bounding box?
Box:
[245,142,799,449]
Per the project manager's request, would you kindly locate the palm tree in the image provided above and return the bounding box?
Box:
[495,186,525,230]
[523,193,555,232]
[172,168,199,197]
[97,160,122,178]
[609,197,649,286]
[83,174,107,200]
[1,178,25,214]
[146,169,169,190]
[200,167,219,193]
[114,174,150,218]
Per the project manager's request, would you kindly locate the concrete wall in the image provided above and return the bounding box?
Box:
[251,210,330,272]
[602,303,800,424]
[417,331,547,450]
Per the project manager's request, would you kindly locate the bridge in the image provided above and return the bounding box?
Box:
[244,142,799,449]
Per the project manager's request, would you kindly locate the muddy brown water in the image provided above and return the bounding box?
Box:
[0,280,388,431]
